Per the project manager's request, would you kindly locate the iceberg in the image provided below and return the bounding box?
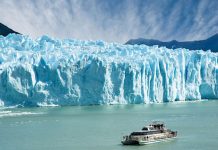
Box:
[0,34,217,106]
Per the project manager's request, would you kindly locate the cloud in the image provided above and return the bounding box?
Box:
[0,0,217,43]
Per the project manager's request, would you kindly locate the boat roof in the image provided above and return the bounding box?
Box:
[150,121,165,126]
[134,130,157,133]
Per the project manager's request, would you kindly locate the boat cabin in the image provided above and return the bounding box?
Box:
[142,121,165,131]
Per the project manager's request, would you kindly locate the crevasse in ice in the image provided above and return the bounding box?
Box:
[0,34,217,106]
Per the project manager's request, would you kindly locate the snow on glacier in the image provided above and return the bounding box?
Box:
[0,34,217,106]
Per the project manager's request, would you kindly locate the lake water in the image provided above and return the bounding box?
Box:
[0,100,218,150]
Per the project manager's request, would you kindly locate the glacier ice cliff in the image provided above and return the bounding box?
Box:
[0,34,217,106]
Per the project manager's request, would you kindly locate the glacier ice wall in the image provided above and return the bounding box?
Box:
[0,34,217,106]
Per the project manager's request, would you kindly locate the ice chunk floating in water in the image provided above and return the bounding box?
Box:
[0,110,42,118]
[0,34,217,106]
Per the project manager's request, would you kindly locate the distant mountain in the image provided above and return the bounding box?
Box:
[126,34,218,52]
[0,23,19,36]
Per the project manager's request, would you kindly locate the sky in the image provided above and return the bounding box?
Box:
[0,0,217,43]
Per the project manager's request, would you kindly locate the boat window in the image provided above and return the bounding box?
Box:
[131,131,160,136]
[142,127,148,130]
[131,132,147,135]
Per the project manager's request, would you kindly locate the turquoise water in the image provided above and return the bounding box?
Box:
[0,100,218,150]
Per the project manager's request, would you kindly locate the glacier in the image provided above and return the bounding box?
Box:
[0,34,217,106]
